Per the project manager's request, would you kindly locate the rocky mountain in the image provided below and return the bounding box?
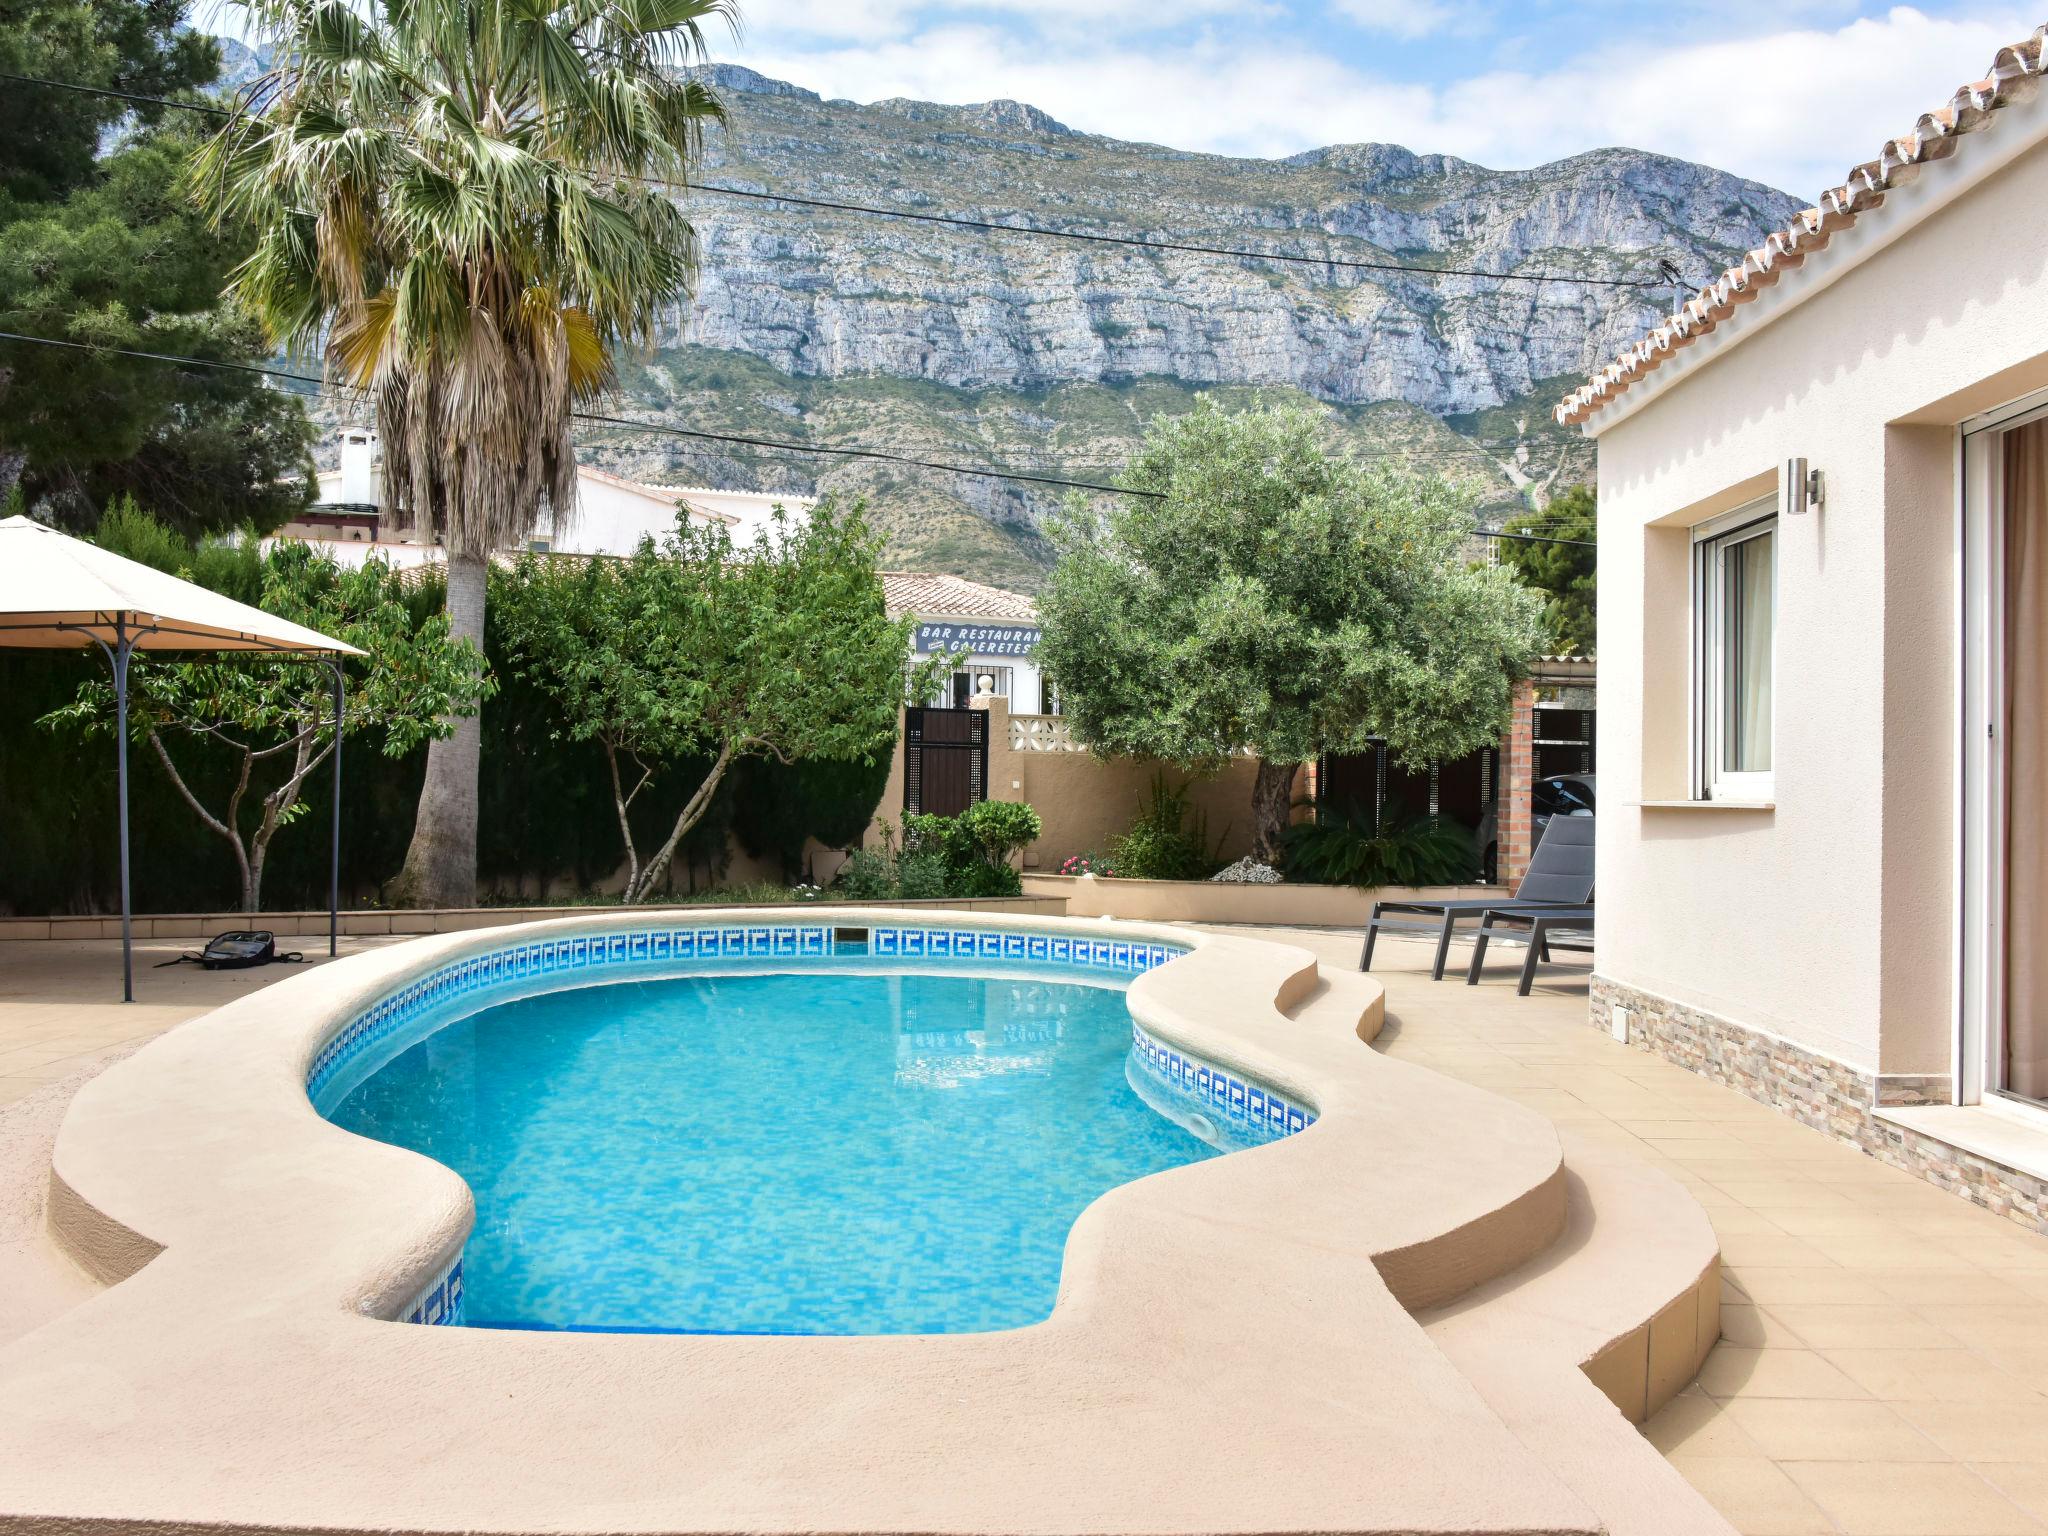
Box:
[293,57,1804,588]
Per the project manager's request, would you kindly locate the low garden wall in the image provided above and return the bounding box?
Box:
[0,893,1066,942]
[1021,874,1505,927]
[868,696,1266,868]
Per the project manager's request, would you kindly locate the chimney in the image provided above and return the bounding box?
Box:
[339,431,380,507]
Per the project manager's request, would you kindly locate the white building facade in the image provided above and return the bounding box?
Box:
[294,431,810,565]
[879,573,1049,714]
[1560,28,2048,1226]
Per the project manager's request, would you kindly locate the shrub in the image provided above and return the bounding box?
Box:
[948,859,1023,898]
[895,849,952,899]
[954,800,1043,871]
[1109,773,1219,881]
[1281,808,1475,890]
[899,812,953,865]
[830,803,1042,900]
[833,845,898,900]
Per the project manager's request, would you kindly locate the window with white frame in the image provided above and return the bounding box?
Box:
[1693,498,1777,801]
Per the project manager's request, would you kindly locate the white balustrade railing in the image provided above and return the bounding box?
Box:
[1008,714,1085,753]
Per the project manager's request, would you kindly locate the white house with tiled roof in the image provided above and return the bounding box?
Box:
[290,441,1051,706]
[880,571,1049,713]
[1562,25,2048,1227]
[295,431,807,565]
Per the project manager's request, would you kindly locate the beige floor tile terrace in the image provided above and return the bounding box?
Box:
[1697,1346,1871,1400]
[1984,1463,2048,1525]
[1719,1397,1949,1462]
[1892,1399,2048,1463]
[1760,1302,1964,1351]
[1663,1455,1838,1534]
[1721,1266,1894,1305]
[1863,1267,2046,1308]
[1822,1346,2048,1405]
[1230,925,2048,1536]
[1644,1390,1766,1458]
[1718,1303,1804,1349]
[1780,1460,2047,1535]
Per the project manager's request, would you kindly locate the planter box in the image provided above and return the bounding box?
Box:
[1019,874,1506,928]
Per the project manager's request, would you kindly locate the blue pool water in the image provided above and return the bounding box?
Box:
[330,965,1217,1334]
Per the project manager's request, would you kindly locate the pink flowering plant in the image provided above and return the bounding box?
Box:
[1058,852,1115,878]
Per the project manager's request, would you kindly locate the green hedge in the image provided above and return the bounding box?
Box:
[0,571,796,915]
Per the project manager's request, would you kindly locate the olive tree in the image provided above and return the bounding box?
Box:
[497,500,945,902]
[1035,399,1546,864]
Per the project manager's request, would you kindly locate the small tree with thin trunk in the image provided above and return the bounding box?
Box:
[496,500,942,902]
[44,528,486,911]
[1035,398,1546,866]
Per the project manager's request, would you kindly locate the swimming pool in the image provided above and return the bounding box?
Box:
[318,928,1306,1335]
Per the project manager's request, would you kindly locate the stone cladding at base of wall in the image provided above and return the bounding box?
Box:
[1591,975,2048,1237]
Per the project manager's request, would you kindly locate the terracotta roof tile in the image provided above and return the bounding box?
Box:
[880,571,1038,621]
[1556,25,2047,428]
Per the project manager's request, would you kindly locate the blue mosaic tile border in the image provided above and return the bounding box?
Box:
[868,926,1182,974]
[402,1255,464,1327]
[307,923,838,1103]
[1131,1021,1315,1142]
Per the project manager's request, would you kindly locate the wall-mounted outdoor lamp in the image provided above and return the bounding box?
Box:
[1781,457,1824,514]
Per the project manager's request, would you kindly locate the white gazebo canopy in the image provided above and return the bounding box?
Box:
[0,516,364,1000]
[0,515,364,654]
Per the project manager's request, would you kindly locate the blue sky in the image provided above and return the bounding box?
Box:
[725,2,2036,195]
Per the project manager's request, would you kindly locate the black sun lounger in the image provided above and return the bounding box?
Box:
[1357,815,1594,980]
[1465,905,1596,996]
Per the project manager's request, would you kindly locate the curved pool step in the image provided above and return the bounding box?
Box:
[1420,1129,1732,1536]
[1143,950,1570,1312]
[0,1062,110,1345]
[1280,968,1387,1044]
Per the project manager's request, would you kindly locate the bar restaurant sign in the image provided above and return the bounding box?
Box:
[913,622,1041,658]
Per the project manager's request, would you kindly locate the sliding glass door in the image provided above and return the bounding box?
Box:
[2001,419,2048,1104]
[1962,398,2048,1111]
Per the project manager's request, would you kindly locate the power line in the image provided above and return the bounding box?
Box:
[0,328,1599,546]
[631,176,1661,288]
[1474,529,1594,549]
[6,69,1665,290]
[0,69,233,117]
[588,408,1152,494]
[0,329,1157,498]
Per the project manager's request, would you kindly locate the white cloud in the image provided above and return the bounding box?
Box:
[1430,6,2040,193]
[739,28,1440,154]
[737,0,1264,46]
[1325,0,1465,39]
[731,0,924,45]
[734,5,2038,193]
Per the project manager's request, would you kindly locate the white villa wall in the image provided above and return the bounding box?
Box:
[315,449,811,558]
[527,475,724,554]
[1588,104,2048,1084]
[530,481,811,553]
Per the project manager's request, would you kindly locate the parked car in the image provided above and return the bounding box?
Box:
[1476,773,1596,884]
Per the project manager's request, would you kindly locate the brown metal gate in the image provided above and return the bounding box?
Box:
[904,707,987,818]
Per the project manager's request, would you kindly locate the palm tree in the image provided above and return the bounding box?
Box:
[190,0,730,906]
